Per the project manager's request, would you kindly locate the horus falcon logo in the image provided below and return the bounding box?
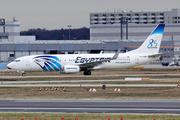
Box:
[33,56,61,71]
[147,39,157,49]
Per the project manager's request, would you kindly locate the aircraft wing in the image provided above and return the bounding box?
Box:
[148,52,169,57]
[79,49,121,69]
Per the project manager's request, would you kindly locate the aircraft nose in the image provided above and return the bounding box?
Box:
[7,63,13,69]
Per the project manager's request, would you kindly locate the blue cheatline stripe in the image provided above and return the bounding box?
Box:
[50,56,60,60]
[33,56,62,71]
[53,62,61,69]
[150,24,165,36]
[34,56,51,59]
[34,56,60,61]
[43,66,48,71]
[36,62,48,71]
[52,62,61,70]
[37,58,61,67]
[47,62,59,71]
[44,59,61,70]
[44,63,54,71]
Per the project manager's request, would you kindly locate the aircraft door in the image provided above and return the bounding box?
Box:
[26,58,30,66]
[135,56,139,64]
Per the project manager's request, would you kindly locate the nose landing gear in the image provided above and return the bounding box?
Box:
[22,73,26,76]
[17,70,26,76]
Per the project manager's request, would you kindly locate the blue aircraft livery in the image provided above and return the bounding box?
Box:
[33,56,61,71]
[150,24,165,35]
[75,57,111,63]
[147,39,157,49]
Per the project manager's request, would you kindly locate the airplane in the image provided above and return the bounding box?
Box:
[7,24,166,76]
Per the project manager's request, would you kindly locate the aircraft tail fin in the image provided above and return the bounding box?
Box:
[132,24,165,54]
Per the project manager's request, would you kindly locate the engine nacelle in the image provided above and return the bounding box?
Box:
[60,65,80,74]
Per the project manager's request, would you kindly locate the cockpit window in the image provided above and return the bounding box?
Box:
[14,60,20,62]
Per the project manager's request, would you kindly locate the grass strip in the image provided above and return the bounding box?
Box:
[0,113,180,120]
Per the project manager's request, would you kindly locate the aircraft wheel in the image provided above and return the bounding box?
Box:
[83,71,87,75]
[22,73,26,76]
[83,71,91,75]
[87,71,91,75]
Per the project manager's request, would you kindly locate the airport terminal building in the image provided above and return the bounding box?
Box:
[0,18,35,43]
[90,8,180,41]
[1,9,180,62]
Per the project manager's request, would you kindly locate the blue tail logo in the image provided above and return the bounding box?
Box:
[33,56,61,71]
[147,39,157,49]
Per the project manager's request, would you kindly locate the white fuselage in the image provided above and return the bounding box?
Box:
[7,24,165,75]
[7,52,158,72]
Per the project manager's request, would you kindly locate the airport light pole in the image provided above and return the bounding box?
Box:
[120,17,128,40]
[68,25,72,40]
[0,19,5,33]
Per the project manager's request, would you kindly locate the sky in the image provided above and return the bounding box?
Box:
[0,0,179,31]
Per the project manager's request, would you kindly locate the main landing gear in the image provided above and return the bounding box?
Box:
[83,70,91,75]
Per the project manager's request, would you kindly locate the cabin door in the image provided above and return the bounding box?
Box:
[135,56,139,64]
[26,58,30,66]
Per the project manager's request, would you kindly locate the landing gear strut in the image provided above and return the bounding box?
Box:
[83,70,91,75]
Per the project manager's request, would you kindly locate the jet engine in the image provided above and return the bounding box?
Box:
[59,65,80,74]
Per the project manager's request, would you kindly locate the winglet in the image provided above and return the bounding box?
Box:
[99,50,103,54]
[112,49,121,60]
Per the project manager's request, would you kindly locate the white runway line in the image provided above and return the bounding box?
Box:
[0,79,124,84]
[0,84,177,87]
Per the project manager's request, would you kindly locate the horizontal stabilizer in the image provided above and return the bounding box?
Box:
[148,52,169,57]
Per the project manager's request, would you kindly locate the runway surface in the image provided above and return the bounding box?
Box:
[0,73,180,79]
[1,99,180,114]
[0,78,178,87]
[0,78,180,84]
